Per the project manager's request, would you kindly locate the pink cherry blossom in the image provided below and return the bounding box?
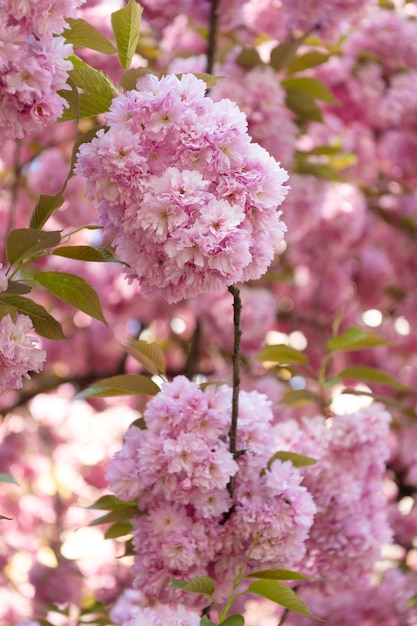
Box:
[0,314,46,391]
[76,73,289,303]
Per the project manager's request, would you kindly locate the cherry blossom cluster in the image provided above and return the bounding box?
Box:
[139,0,244,31]
[211,66,297,168]
[107,376,316,604]
[75,73,289,303]
[287,567,417,625]
[0,313,46,392]
[0,0,82,140]
[123,604,200,626]
[140,0,373,42]
[274,403,392,592]
[2,0,82,38]
[111,593,199,626]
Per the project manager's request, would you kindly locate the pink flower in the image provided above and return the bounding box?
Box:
[0,24,73,140]
[124,603,200,626]
[273,404,392,591]
[76,73,289,303]
[107,377,317,605]
[0,314,46,391]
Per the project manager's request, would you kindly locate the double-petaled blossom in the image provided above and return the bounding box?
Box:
[76,73,289,303]
[107,377,316,604]
[0,314,46,391]
[0,0,82,140]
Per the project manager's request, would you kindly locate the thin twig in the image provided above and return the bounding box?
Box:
[278,607,290,626]
[227,284,242,498]
[206,0,220,75]
[3,140,21,264]
[183,319,201,380]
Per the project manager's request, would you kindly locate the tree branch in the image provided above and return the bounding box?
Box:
[227,284,242,496]
[206,0,220,75]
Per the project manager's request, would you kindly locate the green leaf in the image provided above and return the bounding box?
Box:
[287,51,331,73]
[104,522,133,539]
[89,509,136,527]
[255,344,308,365]
[327,327,390,352]
[130,417,147,430]
[123,338,166,376]
[0,473,18,485]
[34,271,107,324]
[120,67,152,91]
[246,569,309,581]
[87,495,138,510]
[200,617,217,626]
[270,39,303,71]
[337,366,407,389]
[407,593,417,609]
[64,17,117,54]
[52,246,116,263]
[30,193,66,230]
[2,281,32,295]
[122,538,135,557]
[371,204,417,236]
[219,616,245,626]
[6,228,61,266]
[282,77,338,103]
[294,160,341,181]
[0,302,18,321]
[247,580,321,620]
[59,93,112,121]
[59,76,80,121]
[70,65,116,100]
[265,451,317,471]
[171,576,215,597]
[306,144,343,156]
[281,389,316,408]
[111,0,143,70]
[236,47,264,69]
[59,59,116,121]
[77,374,160,398]
[285,87,323,122]
[0,295,65,340]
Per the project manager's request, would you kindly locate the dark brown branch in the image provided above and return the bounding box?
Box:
[3,140,22,265]
[183,319,201,380]
[206,0,220,75]
[226,284,242,500]
[278,607,290,626]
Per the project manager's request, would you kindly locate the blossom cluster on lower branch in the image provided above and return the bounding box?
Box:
[107,377,392,622]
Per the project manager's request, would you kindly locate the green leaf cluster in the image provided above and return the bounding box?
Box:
[59,56,117,121]
[172,568,320,623]
[87,495,139,539]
